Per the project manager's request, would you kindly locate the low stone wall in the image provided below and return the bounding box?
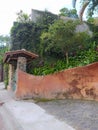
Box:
[15,62,98,101]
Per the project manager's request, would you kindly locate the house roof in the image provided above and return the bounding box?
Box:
[4,49,38,64]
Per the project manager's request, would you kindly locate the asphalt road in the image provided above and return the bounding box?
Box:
[36,99,98,130]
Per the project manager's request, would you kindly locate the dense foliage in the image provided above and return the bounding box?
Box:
[40,19,90,64]
[0,47,8,63]
[31,43,98,75]
[0,35,10,63]
[11,22,40,52]
[10,10,58,53]
[59,8,78,18]
[90,24,98,44]
[16,10,31,23]
[0,35,10,48]
[0,35,10,87]
[10,9,98,76]
[36,10,58,31]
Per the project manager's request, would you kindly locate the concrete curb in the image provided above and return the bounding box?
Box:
[4,100,75,130]
[0,103,23,130]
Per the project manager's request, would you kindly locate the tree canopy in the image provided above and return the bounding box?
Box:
[73,0,98,17]
[85,0,98,17]
[16,10,31,23]
[40,19,90,64]
[0,35,10,47]
[10,10,58,53]
[59,7,78,18]
[0,35,10,63]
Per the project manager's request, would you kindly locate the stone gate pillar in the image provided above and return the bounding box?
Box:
[4,49,38,91]
[0,64,3,82]
[17,57,27,72]
[8,64,15,89]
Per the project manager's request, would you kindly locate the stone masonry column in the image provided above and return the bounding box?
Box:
[8,64,15,90]
[17,57,27,72]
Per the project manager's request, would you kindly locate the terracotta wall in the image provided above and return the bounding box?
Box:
[15,62,98,101]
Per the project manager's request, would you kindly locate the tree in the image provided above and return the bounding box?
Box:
[90,24,98,45]
[0,35,10,47]
[85,0,98,17]
[11,10,41,52]
[40,19,91,64]
[0,46,8,63]
[10,10,58,53]
[72,0,98,18]
[59,7,78,18]
[10,22,41,52]
[0,35,10,84]
[16,10,31,23]
[40,20,79,64]
[0,35,10,63]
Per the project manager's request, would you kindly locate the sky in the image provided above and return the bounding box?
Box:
[0,0,81,35]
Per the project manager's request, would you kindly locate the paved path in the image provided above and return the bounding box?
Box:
[0,82,75,130]
[0,113,7,130]
[37,99,98,130]
[1,82,98,130]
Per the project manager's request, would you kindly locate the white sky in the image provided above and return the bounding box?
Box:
[0,0,81,35]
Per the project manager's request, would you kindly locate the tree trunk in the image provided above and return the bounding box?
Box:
[65,52,69,65]
[79,1,89,22]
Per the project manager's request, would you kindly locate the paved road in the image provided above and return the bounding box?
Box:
[0,83,7,130]
[1,81,97,130]
[0,83,75,130]
[36,99,98,130]
[0,110,6,130]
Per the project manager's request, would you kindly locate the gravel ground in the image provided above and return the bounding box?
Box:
[36,99,98,130]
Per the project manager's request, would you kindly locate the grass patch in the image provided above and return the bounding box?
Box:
[34,98,57,103]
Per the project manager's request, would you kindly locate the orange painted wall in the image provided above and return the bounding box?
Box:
[15,62,98,101]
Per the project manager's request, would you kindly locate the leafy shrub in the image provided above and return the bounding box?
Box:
[31,43,98,75]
